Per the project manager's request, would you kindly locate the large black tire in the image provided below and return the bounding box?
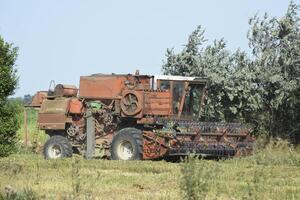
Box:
[43,135,73,159]
[110,128,142,160]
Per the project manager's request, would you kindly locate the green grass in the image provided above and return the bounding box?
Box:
[4,108,300,199]
[0,154,180,199]
[0,147,300,200]
[17,108,48,147]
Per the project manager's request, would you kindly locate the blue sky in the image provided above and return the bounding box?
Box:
[0,0,296,97]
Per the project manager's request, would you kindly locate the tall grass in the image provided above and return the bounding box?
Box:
[2,108,300,199]
[180,156,221,200]
[17,108,48,150]
[71,158,81,199]
[0,140,299,199]
[179,139,300,200]
[0,187,38,200]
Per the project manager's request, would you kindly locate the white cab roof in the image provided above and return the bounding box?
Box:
[154,75,199,81]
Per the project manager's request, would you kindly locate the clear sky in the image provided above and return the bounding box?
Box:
[0,0,297,97]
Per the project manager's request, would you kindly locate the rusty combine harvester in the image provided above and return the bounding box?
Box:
[31,73,254,160]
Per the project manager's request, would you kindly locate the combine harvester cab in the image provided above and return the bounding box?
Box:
[32,73,255,160]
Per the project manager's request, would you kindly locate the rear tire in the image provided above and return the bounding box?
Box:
[43,135,73,159]
[110,128,142,160]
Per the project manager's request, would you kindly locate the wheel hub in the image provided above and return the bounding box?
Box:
[117,141,134,160]
[48,144,62,159]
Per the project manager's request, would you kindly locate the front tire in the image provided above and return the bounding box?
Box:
[110,128,142,160]
[43,135,73,159]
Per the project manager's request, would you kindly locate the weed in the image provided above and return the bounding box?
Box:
[0,186,38,200]
[0,160,23,178]
[245,165,267,200]
[71,158,81,198]
[34,161,40,185]
[180,155,220,200]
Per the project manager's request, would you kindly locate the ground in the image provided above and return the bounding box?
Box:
[0,108,299,199]
[0,147,300,199]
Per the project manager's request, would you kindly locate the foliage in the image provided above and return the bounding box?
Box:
[162,1,300,141]
[247,1,300,141]
[0,100,22,157]
[163,27,261,123]
[0,187,38,200]
[0,36,19,156]
[0,37,18,103]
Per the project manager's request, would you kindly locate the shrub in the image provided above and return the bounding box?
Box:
[0,35,19,157]
[0,100,21,157]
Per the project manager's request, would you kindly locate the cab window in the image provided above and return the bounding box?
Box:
[182,84,204,117]
[173,81,184,114]
[160,80,170,90]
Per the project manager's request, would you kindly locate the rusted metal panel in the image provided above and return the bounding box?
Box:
[79,74,152,100]
[38,113,67,130]
[144,91,171,116]
[39,98,70,114]
[79,75,127,99]
[29,91,48,107]
[142,131,169,160]
[54,84,78,97]
[69,98,83,114]
[137,117,155,124]
[38,98,71,130]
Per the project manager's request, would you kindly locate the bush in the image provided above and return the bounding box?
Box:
[0,100,21,157]
[0,35,19,157]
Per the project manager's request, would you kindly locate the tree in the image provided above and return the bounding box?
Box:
[162,1,300,142]
[247,1,300,141]
[162,27,260,123]
[0,35,19,156]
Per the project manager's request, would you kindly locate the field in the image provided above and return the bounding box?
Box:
[1,147,300,200]
[0,109,300,199]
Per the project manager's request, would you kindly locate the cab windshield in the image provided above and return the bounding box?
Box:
[159,80,205,118]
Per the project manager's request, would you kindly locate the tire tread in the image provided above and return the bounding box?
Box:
[110,128,143,160]
[43,135,73,159]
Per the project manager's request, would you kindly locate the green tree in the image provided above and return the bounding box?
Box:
[162,27,260,123]
[247,1,300,141]
[162,1,300,141]
[0,35,19,156]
